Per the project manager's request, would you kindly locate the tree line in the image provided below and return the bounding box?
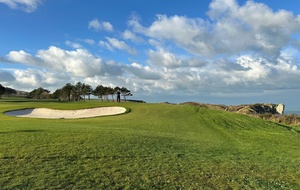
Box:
[0,84,17,98]
[28,82,132,102]
[1,82,133,102]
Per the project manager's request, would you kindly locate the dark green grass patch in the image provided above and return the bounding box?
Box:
[0,100,300,189]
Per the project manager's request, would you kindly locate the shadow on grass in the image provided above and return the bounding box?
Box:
[272,122,300,134]
[0,129,44,134]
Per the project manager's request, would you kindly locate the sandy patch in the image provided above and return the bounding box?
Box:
[4,107,127,119]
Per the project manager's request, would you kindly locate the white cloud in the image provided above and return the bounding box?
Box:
[131,14,211,55]
[114,0,300,104]
[102,21,114,32]
[130,0,300,57]
[122,30,144,43]
[99,40,114,51]
[125,63,161,80]
[65,40,82,49]
[36,46,111,77]
[106,37,137,55]
[82,39,95,45]
[209,0,298,55]
[147,50,183,68]
[4,45,300,105]
[235,56,271,81]
[209,55,300,90]
[147,49,207,68]
[7,50,43,67]
[6,46,123,78]
[88,19,113,32]
[10,68,72,91]
[0,0,41,12]
[14,69,41,87]
[88,19,101,30]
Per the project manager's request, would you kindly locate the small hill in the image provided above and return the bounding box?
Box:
[181,102,282,114]
[181,102,300,126]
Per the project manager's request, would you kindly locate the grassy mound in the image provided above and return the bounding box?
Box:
[182,102,300,126]
[1,100,300,189]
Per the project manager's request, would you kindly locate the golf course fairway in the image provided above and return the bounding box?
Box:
[1,99,300,189]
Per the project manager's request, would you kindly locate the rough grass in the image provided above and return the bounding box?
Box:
[0,99,300,189]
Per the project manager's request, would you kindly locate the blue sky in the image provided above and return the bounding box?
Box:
[0,0,300,111]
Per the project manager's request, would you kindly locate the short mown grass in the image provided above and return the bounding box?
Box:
[0,98,300,189]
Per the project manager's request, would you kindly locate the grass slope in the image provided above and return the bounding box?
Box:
[0,99,300,189]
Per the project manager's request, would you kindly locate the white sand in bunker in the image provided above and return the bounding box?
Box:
[5,107,127,119]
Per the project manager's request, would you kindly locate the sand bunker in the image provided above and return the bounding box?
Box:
[5,107,127,119]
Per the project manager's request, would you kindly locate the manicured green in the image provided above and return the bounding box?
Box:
[0,98,300,189]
